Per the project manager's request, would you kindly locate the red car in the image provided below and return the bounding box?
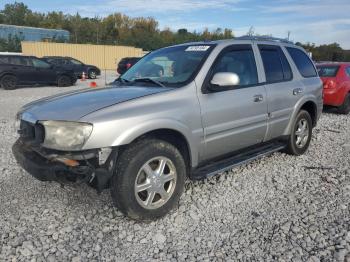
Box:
[317,62,350,114]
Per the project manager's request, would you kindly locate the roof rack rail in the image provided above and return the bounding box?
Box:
[236,35,294,44]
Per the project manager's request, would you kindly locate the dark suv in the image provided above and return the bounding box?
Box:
[0,55,77,90]
[43,56,101,79]
[117,57,141,75]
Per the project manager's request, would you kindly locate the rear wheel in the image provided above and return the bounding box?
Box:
[57,75,72,87]
[88,70,97,79]
[285,110,312,156]
[338,94,350,114]
[1,75,17,90]
[110,138,186,221]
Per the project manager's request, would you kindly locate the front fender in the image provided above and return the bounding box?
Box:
[111,119,199,167]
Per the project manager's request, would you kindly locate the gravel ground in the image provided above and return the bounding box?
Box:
[0,75,349,261]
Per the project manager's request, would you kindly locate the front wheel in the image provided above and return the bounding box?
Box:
[285,110,312,156]
[88,70,97,79]
[338,94,350,114]
[111,139,186,221]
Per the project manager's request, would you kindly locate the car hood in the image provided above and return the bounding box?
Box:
[20,86,173,122]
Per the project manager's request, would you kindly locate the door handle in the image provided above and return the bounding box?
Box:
[293,88,303,95]
[253,94,264,102]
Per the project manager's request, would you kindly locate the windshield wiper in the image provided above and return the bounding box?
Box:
[133,78,166,87]
[116,77,130,83]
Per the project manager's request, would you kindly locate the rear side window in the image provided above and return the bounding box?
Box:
[212,46,258,87]
[286,47,317,78]
[259,45,292,83]
[0,56,9,64]
[346,67,350,77]
[317,66,339,77]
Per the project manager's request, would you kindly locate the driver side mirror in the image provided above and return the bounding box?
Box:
[208,72,240,92]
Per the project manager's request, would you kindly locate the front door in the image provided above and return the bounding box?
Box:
[198,44,268,161]
[31,58,57,84]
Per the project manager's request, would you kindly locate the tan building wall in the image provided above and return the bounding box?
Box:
[21,41,144,70]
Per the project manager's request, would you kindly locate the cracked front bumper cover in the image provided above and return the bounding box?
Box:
[12,139,93,183]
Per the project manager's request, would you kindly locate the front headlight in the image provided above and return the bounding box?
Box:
[39,121,93,151]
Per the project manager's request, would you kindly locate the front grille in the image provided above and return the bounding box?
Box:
[19,120,44,144]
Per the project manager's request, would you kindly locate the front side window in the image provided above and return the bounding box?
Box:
[286,47,317,78]
[211,47,258,87]
[121,44,215,87]
[316,66,339,77]
[259,45,292,83]
[32,58,51,69]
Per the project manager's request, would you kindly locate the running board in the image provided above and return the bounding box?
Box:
[191,142,285,180]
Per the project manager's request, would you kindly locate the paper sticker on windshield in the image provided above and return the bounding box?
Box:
[185,46,210,51]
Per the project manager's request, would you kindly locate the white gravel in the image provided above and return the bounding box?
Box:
[0,75,349,261]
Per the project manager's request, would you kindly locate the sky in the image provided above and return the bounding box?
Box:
[2,0,350,49]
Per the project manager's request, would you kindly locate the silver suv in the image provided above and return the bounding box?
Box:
[12,36,323,220]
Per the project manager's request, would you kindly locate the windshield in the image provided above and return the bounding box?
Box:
[70,58,83,65]
[121,44,215,87]
[317,66,339,77]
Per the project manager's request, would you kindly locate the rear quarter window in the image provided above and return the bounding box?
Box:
[286,47,317,78]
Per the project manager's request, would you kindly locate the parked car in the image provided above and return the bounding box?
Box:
[316,62,350,114]
[117,57,141,75]
[0,55,77,90]
[12,37,323,220]
[43,56,101,79]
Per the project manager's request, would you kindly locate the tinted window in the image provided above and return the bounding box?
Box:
[346,67,350,77]
[259,47,284,83]
[47,59,61,65]
[9,57,26,66]
[212,48,258,87]
[32,58,51,69]
[286,47,317,78]
[0,56,9,64]
[70,59,83,65]
[317,66,339,77]
[279,49,292,80]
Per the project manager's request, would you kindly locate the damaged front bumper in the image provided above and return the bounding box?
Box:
[12,139,117,192]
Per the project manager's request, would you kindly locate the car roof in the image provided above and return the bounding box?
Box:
[44,56,73,59]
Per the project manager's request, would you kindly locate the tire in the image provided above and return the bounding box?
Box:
[1,75,17,90]
[111,138,186,221]
[338,94,350,114]
[285,110,312,156]
[57,75,72,87]
[88,70,97,79]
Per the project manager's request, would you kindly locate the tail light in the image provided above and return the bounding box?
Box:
[324,79,337,89]
[126,63,132,69]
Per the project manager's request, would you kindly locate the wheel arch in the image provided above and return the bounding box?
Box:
[111,121,198,169]
[283,98,318,136]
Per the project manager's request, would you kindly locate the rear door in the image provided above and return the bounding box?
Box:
[198,44,268,160]
[8,56,36,85]
[257,44,297,140]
